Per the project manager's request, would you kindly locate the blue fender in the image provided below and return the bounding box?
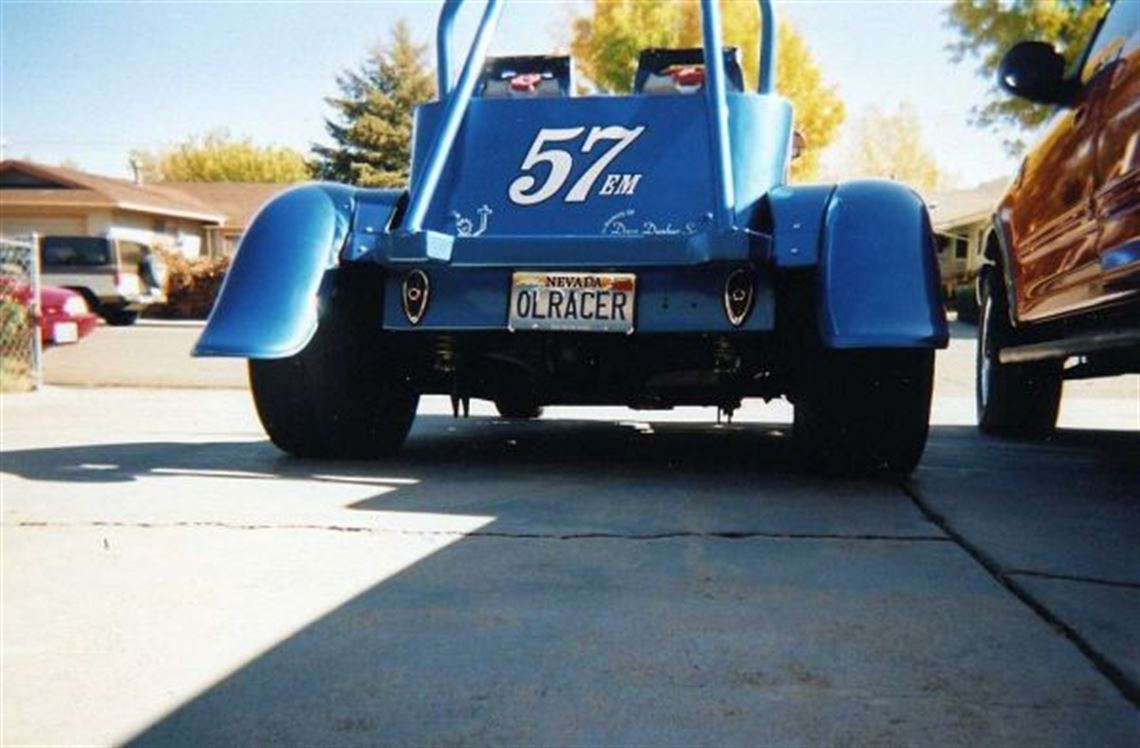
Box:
[770,180,948,349]
[193,184,403,359]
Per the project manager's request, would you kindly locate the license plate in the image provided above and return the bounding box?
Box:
[509,272,636,334]
[52,321,79,344]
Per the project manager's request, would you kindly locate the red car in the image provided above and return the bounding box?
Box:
[977,0,1139,435]
[38,285,100,345]
[0,277,99,346]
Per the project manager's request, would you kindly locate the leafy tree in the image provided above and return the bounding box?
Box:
[831,102,945,191]
[130,131,309,183]
[312,21,435,187]
[946,0,1109,138]
[570,0,845,181]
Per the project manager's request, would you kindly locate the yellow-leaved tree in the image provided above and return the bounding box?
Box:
[841,102,944,191]
[130,130,309,183]
[946,0,1109,133]
[570,0,845,181]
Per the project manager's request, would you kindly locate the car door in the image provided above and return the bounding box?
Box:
[1007,19,1112,321]
[1091,0,1140,299]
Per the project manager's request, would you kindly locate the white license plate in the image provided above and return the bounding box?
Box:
[509,272,636,334]
[52,321,79,344]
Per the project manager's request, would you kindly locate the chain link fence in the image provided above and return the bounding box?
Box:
[1,235,43,393]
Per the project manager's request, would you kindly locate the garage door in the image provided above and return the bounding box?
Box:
[0,216,85,238]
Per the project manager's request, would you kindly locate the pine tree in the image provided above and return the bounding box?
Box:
[312,21,435,187]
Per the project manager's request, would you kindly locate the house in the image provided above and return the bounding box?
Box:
[924,178,1009,307]
[161,182,290,257]
[0,160,226,257]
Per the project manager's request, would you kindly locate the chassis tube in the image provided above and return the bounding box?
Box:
[701,0,735,231]
[757,0,775,94]
[408,0,504,234]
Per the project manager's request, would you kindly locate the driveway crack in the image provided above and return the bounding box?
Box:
[11,520,948,543]
[899,480,1140,707]
[1006,569,1140,591]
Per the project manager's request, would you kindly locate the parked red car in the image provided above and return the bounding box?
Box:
[977,0,1139,435]
[0,277,99,346]
[38,285,100,345]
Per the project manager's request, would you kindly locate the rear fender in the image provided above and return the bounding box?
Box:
[769,181,948,348]
[817,180,948,348]
[193,185,403,358]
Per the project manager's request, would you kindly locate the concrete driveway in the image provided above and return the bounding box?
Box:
[1,323,1137,745]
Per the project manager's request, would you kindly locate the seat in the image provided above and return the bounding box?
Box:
[633,47,745,95]
[478,55,573,98]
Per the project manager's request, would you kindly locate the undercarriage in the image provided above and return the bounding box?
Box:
[387,330,791,412]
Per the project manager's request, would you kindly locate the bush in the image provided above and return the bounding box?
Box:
[0,294,31,342]
[146,251,231,320]
[0,293,34,392]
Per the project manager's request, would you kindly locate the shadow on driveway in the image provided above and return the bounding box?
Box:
[3,420,1138,745]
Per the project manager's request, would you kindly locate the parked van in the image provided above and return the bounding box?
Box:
[40,236,166,325]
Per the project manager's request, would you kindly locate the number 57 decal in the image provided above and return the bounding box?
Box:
[508,125,646,206]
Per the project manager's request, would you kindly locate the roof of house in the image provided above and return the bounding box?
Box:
[924,178,1010,231]
[0,160,227,224]
[161,182,291,229]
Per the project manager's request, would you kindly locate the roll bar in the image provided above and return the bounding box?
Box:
[405,0,777,235]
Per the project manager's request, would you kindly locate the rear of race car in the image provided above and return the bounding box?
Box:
[194,0,948,473]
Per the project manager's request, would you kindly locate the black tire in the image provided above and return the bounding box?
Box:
[976,270,1062,437]
[794,347,935,475]
[954,284,980,325]
[248,269,418,459]
[101,306,139,326]
[494,399,544,420]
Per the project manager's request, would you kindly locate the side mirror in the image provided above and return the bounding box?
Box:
[792,130,806,161]
[998,41,1075,106]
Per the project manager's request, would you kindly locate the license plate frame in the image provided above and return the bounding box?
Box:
[508,271,636,334]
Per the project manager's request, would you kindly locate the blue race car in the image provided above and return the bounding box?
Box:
[194,0,948,473]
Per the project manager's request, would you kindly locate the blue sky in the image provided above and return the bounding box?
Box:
[1,0,1020,187]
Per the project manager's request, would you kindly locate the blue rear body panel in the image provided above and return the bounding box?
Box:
[406,94,792,240]
[193,0,947,361]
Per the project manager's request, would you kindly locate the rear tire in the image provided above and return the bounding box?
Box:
[976,270,1061,437]
[794,347,935,475]
[101,306,139,326]
[954,284,979,324]
[248,269,418,459]
[494,399,544,419]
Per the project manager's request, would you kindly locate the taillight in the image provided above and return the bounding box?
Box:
[402,270,430,325]
[63,296,89,315]
[723,269,755,327]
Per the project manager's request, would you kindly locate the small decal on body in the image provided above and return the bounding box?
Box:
[601,209,698,237]
[451,204,493,237]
